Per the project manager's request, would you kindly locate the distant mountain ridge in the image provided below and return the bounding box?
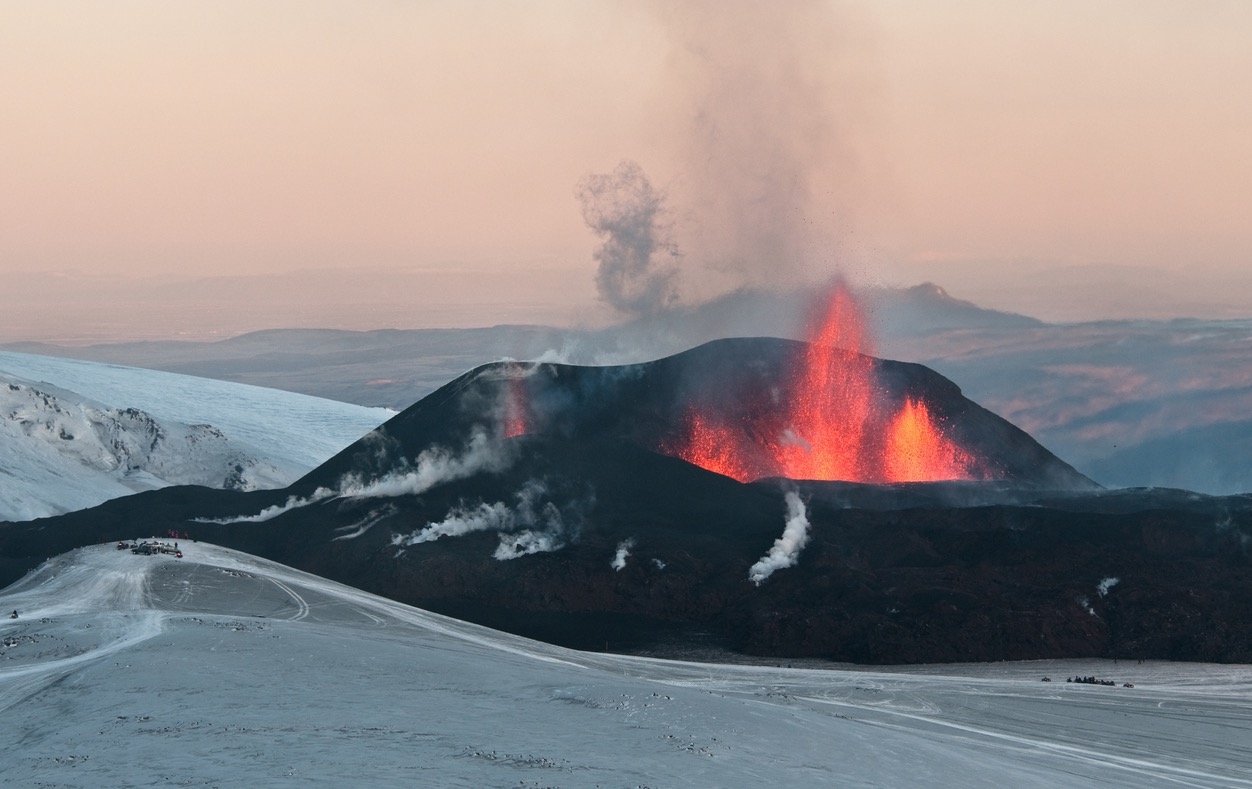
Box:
[0,282,1041,410]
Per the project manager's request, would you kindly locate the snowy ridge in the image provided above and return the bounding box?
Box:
[1,376,292,520]
[1,543,1250,787]
[0,352,391,521]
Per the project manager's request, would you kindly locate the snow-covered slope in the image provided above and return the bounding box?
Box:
[0,352,391,521]
[1,543,1249,787]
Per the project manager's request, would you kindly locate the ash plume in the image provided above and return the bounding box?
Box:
[578,160,682,316]
[748,490,811,585]
[629,0,875,301]
[577,7,879,346]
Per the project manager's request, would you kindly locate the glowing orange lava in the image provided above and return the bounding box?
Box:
[501,376,529,439]
[884,398,975,482]
[668,284,987,483]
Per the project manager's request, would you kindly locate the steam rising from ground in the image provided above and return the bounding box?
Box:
[611,538,636,571]
[749,490,811,585]
[391,479,594,561]
[202,428,513,524]
[339,428,512,499]
[194,489,335,524]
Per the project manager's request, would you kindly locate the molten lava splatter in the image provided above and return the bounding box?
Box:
[884,398,975,482]
[668,284,986,483]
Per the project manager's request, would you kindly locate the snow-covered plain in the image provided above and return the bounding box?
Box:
[0,351,392,521]
[2,544,1250,788]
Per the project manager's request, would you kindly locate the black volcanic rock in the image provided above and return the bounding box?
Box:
[4,338,1251,665]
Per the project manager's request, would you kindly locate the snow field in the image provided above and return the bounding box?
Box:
[2,544,1250,787]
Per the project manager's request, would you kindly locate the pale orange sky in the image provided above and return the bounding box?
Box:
[2,0,1251,330]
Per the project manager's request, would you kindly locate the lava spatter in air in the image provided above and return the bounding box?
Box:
[668,284,988,483]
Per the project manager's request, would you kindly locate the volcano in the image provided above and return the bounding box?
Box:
[3,337,1251,665]
[295,335,1093,495]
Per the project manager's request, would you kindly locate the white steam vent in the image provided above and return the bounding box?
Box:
[611,539,635,571]
[749,490,811,586]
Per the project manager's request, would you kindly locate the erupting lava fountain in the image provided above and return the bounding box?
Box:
[666,285,991,483]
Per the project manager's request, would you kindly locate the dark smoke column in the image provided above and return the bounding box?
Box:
[578,160,681,316]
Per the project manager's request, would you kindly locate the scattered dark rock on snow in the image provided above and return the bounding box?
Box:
[2,338,1251,665]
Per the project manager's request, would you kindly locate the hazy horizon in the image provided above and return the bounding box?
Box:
[3,1,1250,341]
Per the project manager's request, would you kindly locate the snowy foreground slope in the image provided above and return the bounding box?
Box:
[0,351,391,520]
[2,544,1250,788]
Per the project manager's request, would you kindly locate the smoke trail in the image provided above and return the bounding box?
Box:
[748,490,811,585]
[611,538,636,571]
[577,160,682,316]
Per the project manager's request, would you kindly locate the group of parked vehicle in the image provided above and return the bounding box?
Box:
[118,540,182,558]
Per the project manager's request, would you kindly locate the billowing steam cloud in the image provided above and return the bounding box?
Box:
[611,538,636,571]
[578,160,681,316]
[391,479,593,561]
[749,490,811,585]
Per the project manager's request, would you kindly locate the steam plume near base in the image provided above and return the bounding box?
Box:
[749,490,811,585]
[338,428,513,499]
